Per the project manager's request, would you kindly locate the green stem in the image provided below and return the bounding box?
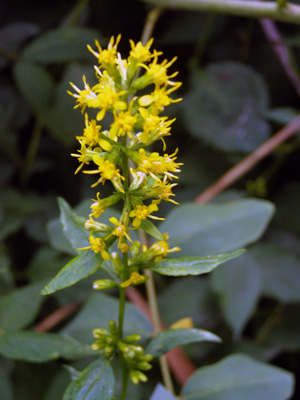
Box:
[63,0,90,28]
[142,0,300,25]
[192,13,216,66]
[255,304,285,345]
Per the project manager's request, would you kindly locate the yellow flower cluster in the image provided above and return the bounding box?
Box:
[69,35,182,265]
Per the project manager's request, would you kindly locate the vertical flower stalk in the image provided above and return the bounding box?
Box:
[68,35,182,398]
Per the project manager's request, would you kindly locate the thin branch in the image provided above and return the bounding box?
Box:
[141,0,300,25]
[195,115,300,204]
[260,19,300,98]
[32,302,82,333]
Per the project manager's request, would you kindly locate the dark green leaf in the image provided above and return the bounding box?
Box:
[146,328,221,357]
[211,252,262,338]
[0,331,93,362]
[251,244,300,302]
[182,354,294,400]
[264,107,299,125]
[159,200,274,256]
[13,61,55,113]
[0,359,13,400]
[0,282,44,332]
[140,250,245,276]
[150,384,177,400]
[62,293,152,343]
[274,182,300,237]
[62,357,114,400]
[139,219,164,240]
[58,197,89,253]
[47,219,76,255]
[181,63,270,153]
[23,27,103,63]
[41,250,102,295]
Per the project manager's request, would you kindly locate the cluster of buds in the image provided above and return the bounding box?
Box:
[91,320,153,384]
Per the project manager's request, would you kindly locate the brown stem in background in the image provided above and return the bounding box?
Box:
[32,302,82,333]
[195,115,300,204]
[260,19,300,97]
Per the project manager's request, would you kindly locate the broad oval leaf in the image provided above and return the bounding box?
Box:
[58,197,89,253]
[0,282,44,332]
[146,328,221,357]
[182,63,270,153]
[140,219,164,241]
[150,383,178,400]
[159,200,274,256]
[23,27,103,63]
[182,354,294,400]
[62,357,114,400]
[139,250,245,276]
[0,331,92,362]
[41,250,102,295]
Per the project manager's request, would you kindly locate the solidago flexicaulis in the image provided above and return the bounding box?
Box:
[68,35,182,388]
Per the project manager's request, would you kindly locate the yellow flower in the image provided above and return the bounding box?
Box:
[120,272,148,288]
[139,83,182,112]
[87,35,121,67]
[128,38,154,63]
[76,114,101,148]
[68,75,98,113]
[135,148,182,181]
[71,141,94,174]
[153,176,179,205]
[129,202,164,228]
[141,51,178,87]
[83,154,125,192]
[110,108,137,139]
[149,233,180,261]
[90,192,105,218]
[78,235,110,260]
[109,217,132,242]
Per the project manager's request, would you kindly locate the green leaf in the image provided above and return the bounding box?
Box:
[159,200,275,256]
[274,182,300,237]
[62,357,114,400]
[251,243,300,302]
[211,252,262,338]
[0,331,93,362]
[13,61,55,114]
[23,27,103,63]
[146,328,221,357]
[150,384,177,400]
[182,354,294,400]
[41,250,102,295]
[62,293,152,343]
[58,197,89,253]
[139,218,164,240]
[181,63,270,153]
[0,282,44,332]
[264,107,299,125]
[140,250,245,276]
[47,219,76,255]
[0,359,13,400]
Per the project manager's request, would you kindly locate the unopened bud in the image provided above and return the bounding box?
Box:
[93,279,119,290]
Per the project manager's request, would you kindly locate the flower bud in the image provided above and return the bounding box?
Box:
[108,320,118,336]
[124,334,142,343]
[93,279,119,290]
[93,328,110,338]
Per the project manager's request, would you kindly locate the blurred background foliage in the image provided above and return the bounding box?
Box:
[1,0,300,399]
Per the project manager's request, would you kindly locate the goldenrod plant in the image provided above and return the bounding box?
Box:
[39,36,247,399]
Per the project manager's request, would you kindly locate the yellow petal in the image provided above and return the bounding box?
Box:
[169,317,194,330]
[139,95,153,107]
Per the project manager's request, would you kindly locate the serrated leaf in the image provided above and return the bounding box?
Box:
[211,252,262,338]
[58,197,89,253]
[41,250,102,295]
[159,200,275,256]
[23,27,103,63]
[150,383,177,400]
[0,282,44,332]
[139,250,245,276]
[146,328,221,357]
[139,218,164,240]
[0,331,92,362]
[62,357,114,400]
[182,354,294,400]
[181,63,270,153]
[62,293,152,343]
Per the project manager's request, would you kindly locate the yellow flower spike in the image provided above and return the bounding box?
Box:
[129,202,164,228]
[120,272,148,288]
[78,235,110,260]
[87,35,121,67]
